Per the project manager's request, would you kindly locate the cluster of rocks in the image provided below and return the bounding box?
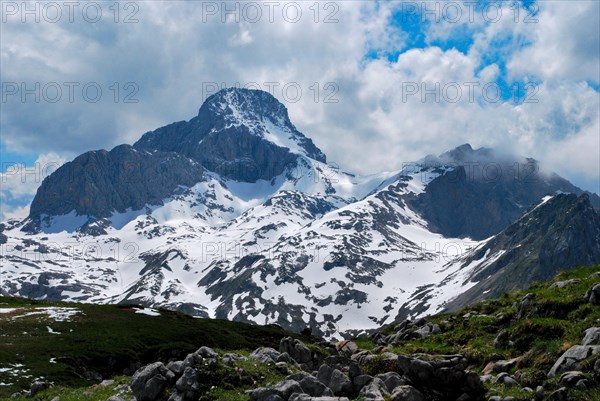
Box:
[249,347,485,401]
[128,339,332,401]
[371,318,442,346]
[130,346,225,401]
[480,325,600,400]
[480,369,542,399]
[127,335,485,401]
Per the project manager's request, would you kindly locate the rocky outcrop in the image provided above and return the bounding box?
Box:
[280,337,312,365]
[396,354,485,400]
[0,224,7,244]
[129,338,484,401]
[372,318,442,346]
[27,145,204,225]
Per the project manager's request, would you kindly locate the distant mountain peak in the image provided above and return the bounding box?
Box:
[195,87,326,163]
[200,87,290,126]
[439,143,495,163]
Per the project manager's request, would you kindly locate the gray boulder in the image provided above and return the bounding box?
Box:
[549,279,581,289]
[222,353,247,365]
[249,380,303,401]
[174,367,201,400]
[196,346,218,359]
[30,381,50,397]
[390,385,425,401]
[482,357,519,375]
[374,372,405,393]
[586,283,600,305]
[516,293,535,319]
[315,364,352,396]
[396,354,484,400]
[559,371,585,387]
[299,375,331,397]
[495,372,518,387]
[280,337,312,364]
[248,387,285,401]
[414,324,441,338]
[317,364,333,386]
[327,369,352,396]
[548,345,600,377]
[582,327,600,346]
[547,387,568,401]
[493,329,510,349]
[250,347,282,365]
[131,362,176,401]
[359,377,388,401]
[181,352,203,370]
[352,374,373,393]
[335,340,358,357]
[534,385,544,401]
[166,360,185,376]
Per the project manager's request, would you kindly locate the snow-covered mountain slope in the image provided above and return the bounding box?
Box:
[438,193,600,312]
[1,164,476,337]
[2,88,599,337]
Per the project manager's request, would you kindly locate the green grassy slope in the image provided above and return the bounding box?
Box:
[358,264,600,400]
[0,298,304,398]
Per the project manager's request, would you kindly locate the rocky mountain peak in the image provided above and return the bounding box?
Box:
[197,88,327,163]
[132,88,326,182]
[199,88,290,127]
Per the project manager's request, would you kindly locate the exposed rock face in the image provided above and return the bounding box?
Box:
[134,88,326,182]
[406,144,600,240]
[443,193,600,311]
[27,145,204,224]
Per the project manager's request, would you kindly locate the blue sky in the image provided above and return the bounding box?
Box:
[1,0,599,219]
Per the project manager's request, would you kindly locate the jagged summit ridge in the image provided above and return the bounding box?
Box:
[201,88,327,162]
[134,87,326,166]
[26,88,334,227]
[199,88,293,131]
